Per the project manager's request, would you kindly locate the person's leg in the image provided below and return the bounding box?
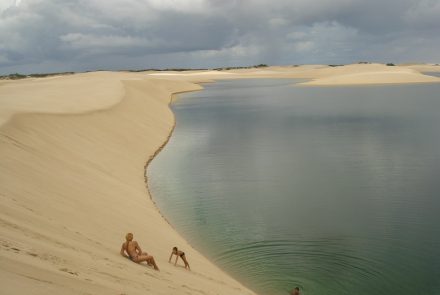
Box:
[182,255,190,270]
[141,252,153,266]
[139,255,159,271]
[133,255,158,270]
[147,255,159,271]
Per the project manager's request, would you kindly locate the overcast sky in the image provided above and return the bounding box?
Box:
[1,0,439,74]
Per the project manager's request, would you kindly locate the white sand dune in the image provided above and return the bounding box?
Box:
[0,72,129,126]
[400,64,440,73]
[149,71,234,76]
[0,72,255,295]
[299,64,440,85]
[301,70,440,86]
[1,64,439,295]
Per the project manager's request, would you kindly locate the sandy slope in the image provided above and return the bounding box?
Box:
[399,64,440,73]
[146,64,440,85]
[0,73,255,295]
[0,72,129,126]
[298,64,440,85]
[1,64,439,295]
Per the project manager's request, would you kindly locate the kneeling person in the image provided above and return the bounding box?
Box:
[169,246,190,270]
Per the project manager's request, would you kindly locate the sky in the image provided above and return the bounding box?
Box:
[0,0,439,74]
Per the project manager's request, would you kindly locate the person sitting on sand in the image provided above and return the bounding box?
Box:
[120,233,159,271]
[168,246,190,270]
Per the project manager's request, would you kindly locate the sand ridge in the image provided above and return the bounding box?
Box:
[144,64,440,84]
[298,63,440,85]
[0,73,255,295]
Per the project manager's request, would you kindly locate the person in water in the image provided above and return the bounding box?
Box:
[120,233,159,271]
[168,246,190,270]
[291,287,300,295]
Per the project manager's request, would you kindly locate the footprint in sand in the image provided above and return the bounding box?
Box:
[59,268,79,276]
[181,284,207,295]
[143,271,162,280]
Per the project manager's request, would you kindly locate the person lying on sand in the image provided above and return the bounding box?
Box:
[120,233,159,271]
[168,246,190,270]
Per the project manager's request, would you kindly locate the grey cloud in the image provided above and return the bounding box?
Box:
[0,0,439,74]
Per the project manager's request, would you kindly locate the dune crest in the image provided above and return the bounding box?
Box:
[0,73,255,295]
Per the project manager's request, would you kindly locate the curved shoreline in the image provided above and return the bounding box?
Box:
[143,90,202,224]
[141,88,254,293]
[1,64,439,294]
[0,74,256,295]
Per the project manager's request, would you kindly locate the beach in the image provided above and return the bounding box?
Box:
[0,72,255,295]
[1,64,439,295]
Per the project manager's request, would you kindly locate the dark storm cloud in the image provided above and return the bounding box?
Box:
[0,0,439,74]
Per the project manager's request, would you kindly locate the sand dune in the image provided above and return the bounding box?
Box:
[399,64,440,73]
[1,64,439,295]
[0,73,255,295]
[300,70,440,86]
[298,64,440,85]
[0,72,130,126]
[149,70,234,76]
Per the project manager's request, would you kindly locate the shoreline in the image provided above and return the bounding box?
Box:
[0,74,256,295]
[143,90,202,224]
[296,79,440,87]
[1,64,440,294]
[142,87,259,293]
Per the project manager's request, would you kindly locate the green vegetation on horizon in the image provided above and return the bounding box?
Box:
[0,72,75,80]
[0,64,270,79]
[3,63,439,80]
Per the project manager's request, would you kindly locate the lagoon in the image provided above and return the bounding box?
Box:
[148,79,440,295]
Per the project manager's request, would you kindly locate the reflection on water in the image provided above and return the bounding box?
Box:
[148,79,440,295]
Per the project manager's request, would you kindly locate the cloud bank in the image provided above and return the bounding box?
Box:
[0,0,439,74]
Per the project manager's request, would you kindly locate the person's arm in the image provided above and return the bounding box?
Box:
[120,243,129,258]
[169,251,174,262]
[135,242,142,255]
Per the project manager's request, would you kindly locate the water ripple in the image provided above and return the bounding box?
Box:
[213,238,418,294]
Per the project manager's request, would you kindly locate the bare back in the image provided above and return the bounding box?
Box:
[123,240,140,258]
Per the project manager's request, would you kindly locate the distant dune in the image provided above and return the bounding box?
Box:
[299,64,440,86]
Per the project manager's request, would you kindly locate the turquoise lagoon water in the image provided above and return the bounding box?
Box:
[148,79,440,295]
